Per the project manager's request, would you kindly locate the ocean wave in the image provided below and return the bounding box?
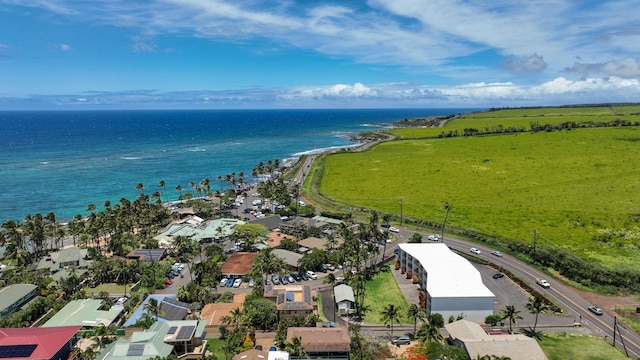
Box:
[187,148,207,152]
[293,143,361,156]
[121,156,142,160]
[40,161,51,165]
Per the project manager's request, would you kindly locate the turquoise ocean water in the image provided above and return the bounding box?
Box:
[0,109,475,222]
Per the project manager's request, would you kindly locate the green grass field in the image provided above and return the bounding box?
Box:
[390,105,640,139]
[538,333,628,360]
[317,107,640,271]
[363,268,411,325]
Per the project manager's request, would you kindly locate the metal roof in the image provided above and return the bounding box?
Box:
[398,243,494,298]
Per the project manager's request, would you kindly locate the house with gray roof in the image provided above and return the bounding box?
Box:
[96,319,207,360]
[0,283,38,318]
[333,284,355,315]
[36,247,92,277]
[271,249,303,271]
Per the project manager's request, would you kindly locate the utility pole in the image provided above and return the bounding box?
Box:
[400,197,403,225]
[532,229,538,255]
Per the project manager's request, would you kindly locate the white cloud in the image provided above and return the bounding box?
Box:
[59,43,72,51]
[0,43,9,49]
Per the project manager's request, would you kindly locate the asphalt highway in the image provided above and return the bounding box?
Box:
[413,232,640,358]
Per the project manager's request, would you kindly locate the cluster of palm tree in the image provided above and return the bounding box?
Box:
[500,296,549,339]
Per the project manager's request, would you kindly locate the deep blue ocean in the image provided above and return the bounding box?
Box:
[0,109,475,222]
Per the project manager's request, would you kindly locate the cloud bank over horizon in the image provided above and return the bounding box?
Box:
[0,0,639,109]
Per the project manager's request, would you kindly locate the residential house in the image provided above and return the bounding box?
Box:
[263,285,314,320]
[96,320,207,360]
[0,284,38,318]
[333,284,354,316]
[445,319,547,360]
[286,327,350,360]
[0,326,81,360]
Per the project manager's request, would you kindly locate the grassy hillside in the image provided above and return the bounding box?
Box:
[316,107,640,273]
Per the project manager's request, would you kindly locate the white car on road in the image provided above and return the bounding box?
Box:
[389,227,400,233]
[470,247,481,254]
[427,234,442,241]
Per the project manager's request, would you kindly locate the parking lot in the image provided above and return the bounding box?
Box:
[476,264,590,331]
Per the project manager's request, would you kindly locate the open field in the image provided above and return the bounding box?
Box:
[390,105,640,139]
[318,123,640,271]
[538,333,629,360]
[363,268,411,325]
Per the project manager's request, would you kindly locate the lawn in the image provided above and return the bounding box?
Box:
[538,333,628,360]
[318,126,640,271]
[363,267,411,325]
[206,338,227,360]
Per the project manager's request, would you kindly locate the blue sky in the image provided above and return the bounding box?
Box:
[1,0,639,109]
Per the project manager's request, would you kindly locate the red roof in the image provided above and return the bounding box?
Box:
[0,326,81,360]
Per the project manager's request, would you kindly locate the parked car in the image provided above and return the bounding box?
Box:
[300,271,309,281]
[588,305,603,315]
[227,278,235,287]
[220,278,229,287]
[164,279,173,285]
[306,270,318,280]
[391,335,411,345]
[233,278,243,288]
[470,247,481,254]
[272,275,280,285]
[88,280,99,288]
[292,273,302,282]
[491,250,503,257]
[389,227,400,233]
[492,273,504,279]
[281,275,289,285]
[265,276,272,285]
[324,264,336,271]
[248,277,254,287]
[288,274,295,283]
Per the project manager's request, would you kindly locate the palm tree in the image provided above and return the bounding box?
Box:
[158,180,167,202]
[143,297,163,320]
[229,307,244,327]
[323,272,337,287]
[501,305,523,333]
[175,184,183,199]
[525,296,549,332]
[407,304,427,333]
[415,321,443,343]
[284,336,307,357]
[381,304,401,337]
[136,182,145,195]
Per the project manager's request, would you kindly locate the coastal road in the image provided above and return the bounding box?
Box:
[441,238,640,358]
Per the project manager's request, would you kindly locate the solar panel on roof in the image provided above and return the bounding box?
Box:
[167,326,178,334]
[285,291,294,302]
[161,302,188,320]
[0,345,38,358]
[176,325,196,341]
[127,344,145,356]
